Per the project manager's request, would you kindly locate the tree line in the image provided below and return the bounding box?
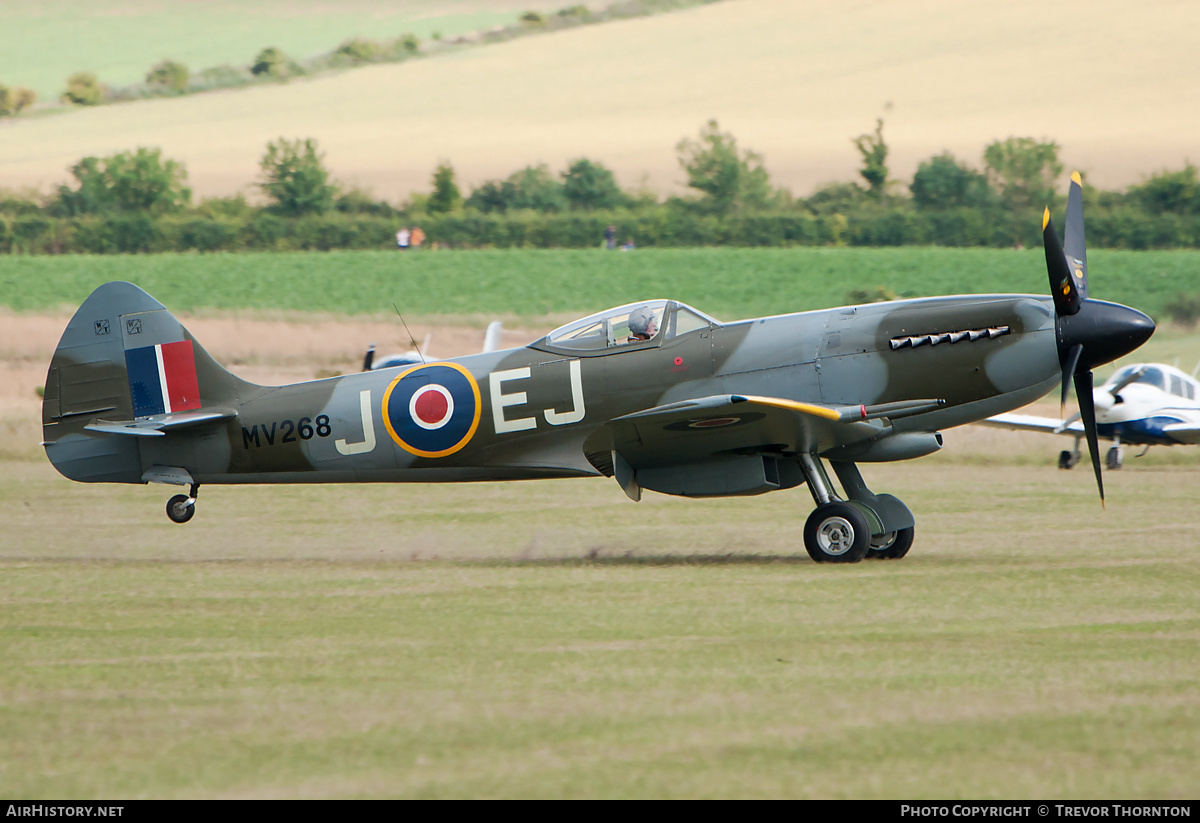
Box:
[2,121,1199,254]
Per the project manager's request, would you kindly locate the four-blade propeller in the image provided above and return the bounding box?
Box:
[1043,172,1155,505]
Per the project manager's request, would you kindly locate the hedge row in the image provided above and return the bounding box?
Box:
[2,206,1199,254]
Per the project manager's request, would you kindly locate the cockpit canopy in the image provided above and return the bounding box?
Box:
[530,300,719,355]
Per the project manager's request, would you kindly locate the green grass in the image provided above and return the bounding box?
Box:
[0,0,570,102]
[5,244,1199,798]
[2,456,1197,798]
[2,247,1198,322]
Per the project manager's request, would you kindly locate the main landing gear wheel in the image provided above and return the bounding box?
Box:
[1058,449,1079,470]
[867,526,915,560]
[1106,446,1123,470]
[803,502,870,563]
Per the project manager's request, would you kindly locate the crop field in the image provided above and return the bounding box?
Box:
[1,1,1197,200]
[2,247,1198,322]
[3,247,1199,798]
[0,0,573,102]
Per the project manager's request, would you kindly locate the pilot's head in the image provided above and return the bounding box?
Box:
[628,307,657,339]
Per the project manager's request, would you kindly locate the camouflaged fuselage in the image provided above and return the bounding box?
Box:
[43,282,1064,488]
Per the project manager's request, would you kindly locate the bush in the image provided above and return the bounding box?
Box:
[178,217,237,252]
[145,60,189,94]
[259,138,336,217]
[61,71,104,106]
[333,38,381,64]
[336,188,397,217]
[385,34,421,58]
[53,148,191,217]
[0,84,36,116]
[11,216,53,252]
[250,47,299,80]
[846,208,927,246]
[247,213,288,249]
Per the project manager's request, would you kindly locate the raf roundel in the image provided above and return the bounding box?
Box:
[383,363,481,457]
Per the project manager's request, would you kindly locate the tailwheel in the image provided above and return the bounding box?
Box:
[867,526,915,560]
[803,502,870,563]
[166,484,198,524]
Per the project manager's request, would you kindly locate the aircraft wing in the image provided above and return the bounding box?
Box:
[981,412,1086,436]
[1162,423,1200,444]
[584,394,942,472]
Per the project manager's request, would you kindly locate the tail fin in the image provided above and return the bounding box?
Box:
[42,281,254,483]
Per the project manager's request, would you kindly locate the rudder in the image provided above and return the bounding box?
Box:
[42,281,253,483]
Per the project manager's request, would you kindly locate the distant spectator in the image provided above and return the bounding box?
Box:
[621,237,635,251]
[396,226,411,250]
[604,224,616,250]
[411,226,426,249]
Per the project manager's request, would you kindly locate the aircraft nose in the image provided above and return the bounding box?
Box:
[1058,300,1156,372]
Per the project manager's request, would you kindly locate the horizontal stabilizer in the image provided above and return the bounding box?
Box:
[85,407,238,437]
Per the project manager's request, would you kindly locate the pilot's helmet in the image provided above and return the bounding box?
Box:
[628,306,656,337]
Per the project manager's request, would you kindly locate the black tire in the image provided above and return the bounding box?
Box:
[1058,450,1077,470]
[803,502,870,563]
[166,494,195,524]
[866,526,915,560]
[1106,447,1122,470]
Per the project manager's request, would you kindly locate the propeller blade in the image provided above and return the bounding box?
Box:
[1074,369,1105,507]
[1060,342,1083,415]
[1063,171,1089,302]
[1044,210,1081,317]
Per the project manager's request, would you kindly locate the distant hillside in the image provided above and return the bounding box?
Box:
[1,0,1196,202]
[0,0,572,101]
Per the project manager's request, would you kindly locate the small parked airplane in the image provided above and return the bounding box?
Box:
[983,362,1200,469]
[40,174,1155,562]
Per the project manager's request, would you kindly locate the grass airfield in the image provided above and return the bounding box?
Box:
[3,429,1198,798]
[4,271,1200,798]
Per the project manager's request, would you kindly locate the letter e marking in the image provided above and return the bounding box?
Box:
[491,368,537,433]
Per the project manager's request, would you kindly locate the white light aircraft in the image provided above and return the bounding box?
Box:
[984,362,1200,469]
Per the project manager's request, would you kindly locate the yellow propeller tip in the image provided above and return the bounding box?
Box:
[1071,170,1082,186]
[1042,207,1050,229]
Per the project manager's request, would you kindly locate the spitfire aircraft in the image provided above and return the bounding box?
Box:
[984,362,1200,469]
[41,174,1155,562]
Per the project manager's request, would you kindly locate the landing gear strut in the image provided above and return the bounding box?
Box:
[796,454,915,563]
[166,484,199,524]
[1060,437,1122,470]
